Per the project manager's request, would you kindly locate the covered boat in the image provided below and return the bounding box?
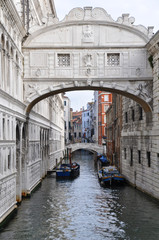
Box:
[99,155,109,166]
[98,166,125,185]
[56,162,80,179]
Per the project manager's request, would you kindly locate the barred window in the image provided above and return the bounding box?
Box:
[107,53,120,66]
[57,54,70,67]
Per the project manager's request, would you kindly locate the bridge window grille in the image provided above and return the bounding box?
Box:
[107,54,120,66]
[57,54,70,67]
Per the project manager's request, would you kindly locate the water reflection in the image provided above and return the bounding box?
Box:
[1,150,159,240]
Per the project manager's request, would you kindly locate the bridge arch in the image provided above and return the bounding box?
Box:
[25,83,152,115]
[66,143,104,155]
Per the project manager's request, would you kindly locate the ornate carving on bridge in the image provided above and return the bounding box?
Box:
[82,25,94,43]
[83,54,93,67]
[35,68,41,77]
[74,81,79,87]
[136,68,142,77]
[87,79,92,86]
[83,53,93,76]
[100,81,104,87]
[64,7,114,22]
[117,14,135,25]
[136,82,152,102]
[24,83,41,102]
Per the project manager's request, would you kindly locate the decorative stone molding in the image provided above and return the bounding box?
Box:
[64,7,114,22]
[83,53,93,67]
[136,68,142,77]
[82,25,94,43]
[100,81,104,87]
[117,14,135,25]
[87,78,92,86]
[74,81,79,87]
[35,68,41,77]
[135,82,152,102]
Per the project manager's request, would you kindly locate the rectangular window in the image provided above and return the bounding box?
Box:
[74,132,76,138]
[57,54,70,67]
[130,148,133,166]
[64,101,66,106]
[157,153,159,169]
[125,112,128,123]
[104,95,109,101]
[3,118,5,140]
[107,53,120,66]
[147,151,151,167]
[132,109,135,121]
[79,132,81,138]
[104,115,106,124]
[124,148,127,159]
[139,106,143,120]
[8,153,11,170]
[138,150,141,164]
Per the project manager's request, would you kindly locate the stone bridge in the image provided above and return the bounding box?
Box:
[66,143,104,155]
[23,7,153,116]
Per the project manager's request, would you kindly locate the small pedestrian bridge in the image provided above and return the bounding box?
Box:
[66,143,104,154]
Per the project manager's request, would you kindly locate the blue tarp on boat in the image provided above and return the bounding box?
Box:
[100,155,109,163]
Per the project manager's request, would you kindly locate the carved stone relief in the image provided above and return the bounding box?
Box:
[83,54,93,76]
[136,82,152,102]
[82,25,94,43]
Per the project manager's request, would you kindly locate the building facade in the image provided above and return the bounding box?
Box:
[0,0,64,225]
[106,94,122,169]
[82,102,94,142]
[72,110,82,143]
[98,91,112,145]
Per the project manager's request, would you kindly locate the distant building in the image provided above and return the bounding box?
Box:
[82,102,94,142]
[72,110,82,143]
[93,91,98,143]
[106,94,122,169]
[98,91,112,145]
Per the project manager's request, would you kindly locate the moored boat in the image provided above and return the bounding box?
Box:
[56,162,80,179]
[98,166,125,186]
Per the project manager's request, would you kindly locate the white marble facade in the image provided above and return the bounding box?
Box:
[0,0,64,225]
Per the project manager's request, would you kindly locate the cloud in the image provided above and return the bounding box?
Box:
[66,91,94,111]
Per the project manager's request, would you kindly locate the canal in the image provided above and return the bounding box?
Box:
[1,150,159,240]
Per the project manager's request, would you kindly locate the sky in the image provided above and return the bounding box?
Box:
[54,0,159,111]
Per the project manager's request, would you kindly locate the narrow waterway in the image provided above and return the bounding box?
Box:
[1,150,159,240]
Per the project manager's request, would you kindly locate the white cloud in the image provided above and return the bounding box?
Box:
[66,91,94,111]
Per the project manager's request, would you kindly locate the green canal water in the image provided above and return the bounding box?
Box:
[0,150,159,240]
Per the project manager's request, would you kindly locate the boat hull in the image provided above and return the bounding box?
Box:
[98,166,125,186]
[56,163,80,179]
